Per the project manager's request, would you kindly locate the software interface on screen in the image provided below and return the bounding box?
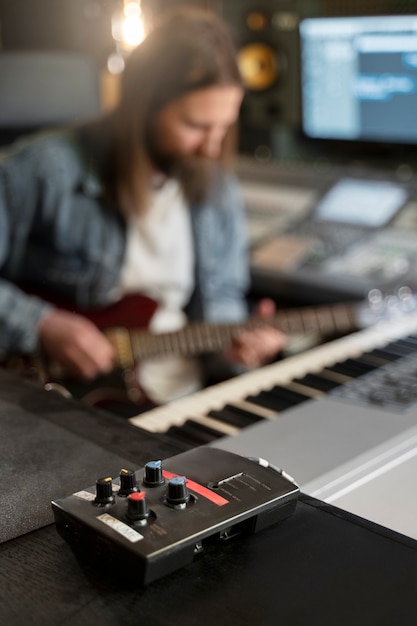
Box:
[313,178,408,226]
[300,15,417,144]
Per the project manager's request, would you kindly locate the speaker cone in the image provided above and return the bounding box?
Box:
[237,42,280,91]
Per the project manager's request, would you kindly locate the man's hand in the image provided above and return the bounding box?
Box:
[37,309,116,380]
[224,298,287,369]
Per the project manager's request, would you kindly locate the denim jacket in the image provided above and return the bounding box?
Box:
[0,128,249,357]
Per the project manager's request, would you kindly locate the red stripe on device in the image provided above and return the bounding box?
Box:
[163,471,228,506]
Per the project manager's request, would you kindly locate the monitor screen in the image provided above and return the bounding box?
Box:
[300,15,417,145]
[313,177,408,226]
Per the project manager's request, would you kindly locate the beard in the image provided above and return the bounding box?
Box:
[145,125,213,204]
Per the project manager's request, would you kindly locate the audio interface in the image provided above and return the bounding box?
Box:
[51,447,299,585]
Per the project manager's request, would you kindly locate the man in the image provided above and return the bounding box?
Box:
[0,6,285,410]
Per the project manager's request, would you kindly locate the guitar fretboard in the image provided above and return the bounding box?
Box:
[106,302,359,367]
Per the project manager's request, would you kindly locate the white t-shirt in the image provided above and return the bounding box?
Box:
[119,179,202,404]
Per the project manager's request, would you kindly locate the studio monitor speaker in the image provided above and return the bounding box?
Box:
[222,1,302,132]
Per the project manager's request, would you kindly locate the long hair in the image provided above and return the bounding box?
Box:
[110,6,242,214]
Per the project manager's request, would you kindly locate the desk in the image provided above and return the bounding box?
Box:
[1,496,417,625]
[1,372,417,625]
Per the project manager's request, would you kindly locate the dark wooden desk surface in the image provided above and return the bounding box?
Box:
[1,370,417,626]
[2,496,417,626]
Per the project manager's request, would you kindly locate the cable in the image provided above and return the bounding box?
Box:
[246,456,299,487]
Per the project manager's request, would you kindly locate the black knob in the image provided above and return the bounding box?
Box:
[118,468,138,496]
[143,460,165,486]
[127,491,149,522]
[166,476,190,507]
[94,476,115,505]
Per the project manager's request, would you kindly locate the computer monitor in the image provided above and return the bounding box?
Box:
[300,15,417,145]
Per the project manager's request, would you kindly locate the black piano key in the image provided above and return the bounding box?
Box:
[246,385,309,412]
[269,385,310,405]
[208,404,264,429]
[392,338,417,353]
[366,347,404,362]
[358,351,391,367]
[325,360,372,378]
[246,390,289,412]
[364,337,417,362]
[166,419,223,446]
[293,373,341,392]
[397,334,417,346]
[380,340,417,357]
[350,356,382,371]
[164,426,201,447]
[335,358,379,376]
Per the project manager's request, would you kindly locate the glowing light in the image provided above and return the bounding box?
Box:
[107,52,125,75]
[122,14,145,47]
[112,1,145,50]
[124,1,141,17]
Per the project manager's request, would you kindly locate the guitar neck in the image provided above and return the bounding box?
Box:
[106,302,359,368]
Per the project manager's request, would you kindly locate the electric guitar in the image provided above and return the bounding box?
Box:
[73,288,417,366]
[5,288,417,410]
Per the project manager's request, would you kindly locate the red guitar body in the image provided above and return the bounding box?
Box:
[5,291,162,416]
[71,295,164,415]
[74,293,158,330]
